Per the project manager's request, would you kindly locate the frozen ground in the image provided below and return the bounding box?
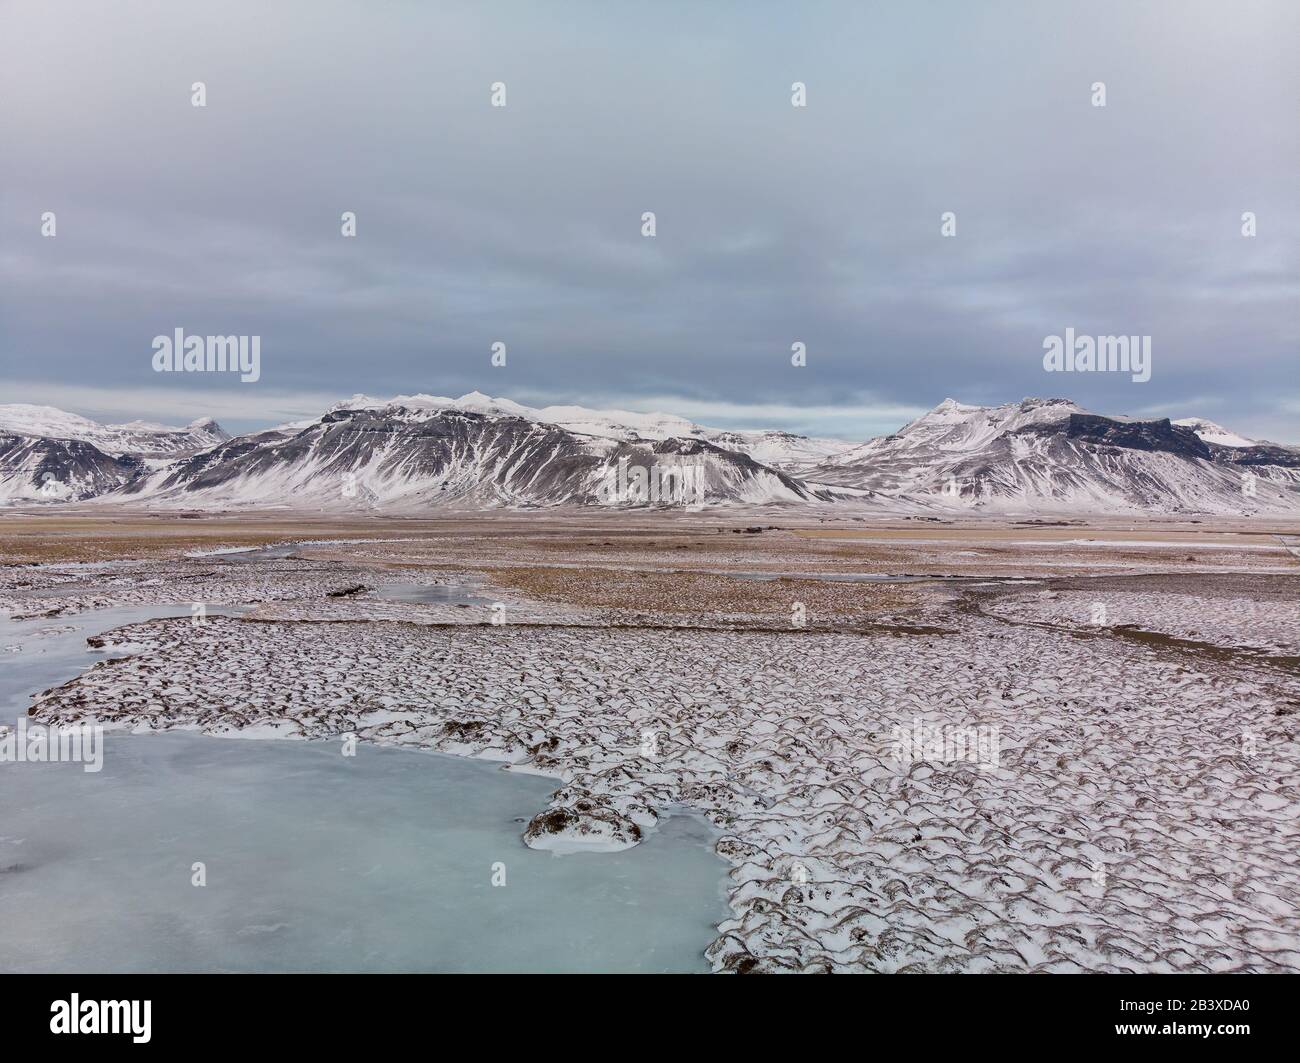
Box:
[7,521,1300,972]
[0,552,460,620]
[982,588,1299,658]
[29,606,1300,973]
[0,609,728,973]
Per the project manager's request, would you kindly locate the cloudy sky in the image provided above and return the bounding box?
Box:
[1,0,1296,441]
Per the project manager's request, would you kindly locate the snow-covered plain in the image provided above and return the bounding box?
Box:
[0,608,728,972]
[20,544,1300,973]
[984,589,1300,657]
[0,554,440,620]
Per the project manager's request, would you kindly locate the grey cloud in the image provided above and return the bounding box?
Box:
[1,0,1295,442]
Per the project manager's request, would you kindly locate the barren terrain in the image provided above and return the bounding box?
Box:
[4,509,1298,971]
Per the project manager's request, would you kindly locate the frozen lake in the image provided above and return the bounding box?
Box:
[0,606,729,972]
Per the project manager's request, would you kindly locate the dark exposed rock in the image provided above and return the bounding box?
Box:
[0,433,141,500]
[326,584,368,598]
[522,804,644,850]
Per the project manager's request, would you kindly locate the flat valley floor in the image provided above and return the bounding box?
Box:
[3,510,1299,972]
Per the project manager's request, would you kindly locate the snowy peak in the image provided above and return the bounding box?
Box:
[0,403,229,459]
[537,404,699,442]
[0,404,103,439]
[1173,418,1256,449]
[904,396,1087,433]
[811,398,1298,514]
[327,392,534,420]
[314,392,850,469]
[832,397,1089,467]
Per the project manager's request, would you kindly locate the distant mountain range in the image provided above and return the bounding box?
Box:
[1,393,1297,514]
[0,405,230,502]
[809,397,1300,513]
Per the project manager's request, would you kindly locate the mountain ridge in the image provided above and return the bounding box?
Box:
[1,394,1296,514]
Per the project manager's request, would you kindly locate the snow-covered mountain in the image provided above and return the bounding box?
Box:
[1172,417,1256,449]
[117,397,846,509]
[2,393,1296,513]
[325,392,855,470]
[0,404,228,459]
[0,434,141,502]
[0,404,229,502]
[811,397,1300,514]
